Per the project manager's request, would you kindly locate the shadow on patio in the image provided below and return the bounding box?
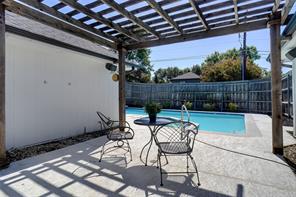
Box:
[0,135,241,197]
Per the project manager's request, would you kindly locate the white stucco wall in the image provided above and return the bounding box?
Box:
[5,33,119,149]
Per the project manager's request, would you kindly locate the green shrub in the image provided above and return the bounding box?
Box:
[162,101,172,109]
[144,102,162,116]
[203,103,215,111]
[184,101,193,110]
[228,102,238,112]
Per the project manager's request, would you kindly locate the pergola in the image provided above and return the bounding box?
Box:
[0,0,295,167]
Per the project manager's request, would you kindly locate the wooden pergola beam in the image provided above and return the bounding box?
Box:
[3,0,117,49]
[124,20,268,50]
[189,0,209,30]
[281,0,296,24]
[98,0,189,31]
[66,0,103,17]
[78,0,143,23]
[272,0,281,13]
[59,0,142,42]
[101,0,161,39]
[233,0,239,24]
[145,0,183,34]
[19,0,119,43]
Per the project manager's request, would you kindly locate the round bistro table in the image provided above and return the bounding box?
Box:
[134,117,177,166]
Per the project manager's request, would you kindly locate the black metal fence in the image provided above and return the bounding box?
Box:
[126,71,293,116]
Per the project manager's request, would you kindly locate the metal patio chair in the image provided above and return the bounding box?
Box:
[97,111,134,162]
[154,121,200,186]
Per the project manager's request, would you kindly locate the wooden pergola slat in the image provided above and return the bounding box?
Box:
[59,0,143,41]
[145,0,183,35]
[124,20,268,50]
[101,0,161,39]
[233,0,239,24]
[97,0,214,33]
[52,2,66,10]
[109,0,275,39]
[121,2,277,42]
[189,0,209,30]
[66,0,103,17]
[20,0,119,43]
[78,0,143,25]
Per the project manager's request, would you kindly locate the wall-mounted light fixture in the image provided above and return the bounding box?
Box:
[105,63,117,72]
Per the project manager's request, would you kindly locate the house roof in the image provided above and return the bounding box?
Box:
[171,72,200,81]
[5,11,140,68]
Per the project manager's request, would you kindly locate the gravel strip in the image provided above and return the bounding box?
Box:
[7,130,107,162]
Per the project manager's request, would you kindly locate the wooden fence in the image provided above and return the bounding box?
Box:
[126,71,293,116]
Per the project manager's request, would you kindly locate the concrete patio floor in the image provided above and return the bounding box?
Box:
[0,114,296,197]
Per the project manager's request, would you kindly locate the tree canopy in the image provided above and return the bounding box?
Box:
[201,58,263,82]
[203,46,261,65]
[126,49,152,83]
[201,47,263,82]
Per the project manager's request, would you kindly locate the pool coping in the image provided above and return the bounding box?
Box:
[127,112,262,137]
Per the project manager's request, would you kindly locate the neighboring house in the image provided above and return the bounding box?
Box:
[4,12,132,148]
[171,72,201,83]
[281,11,296,138]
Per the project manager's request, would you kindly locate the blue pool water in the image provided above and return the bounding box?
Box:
[126,108,245,134]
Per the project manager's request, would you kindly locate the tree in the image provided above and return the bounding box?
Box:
[201,58,263,82]
[191,64,201,75]
[126,49,153,83]
[202,46,261,65]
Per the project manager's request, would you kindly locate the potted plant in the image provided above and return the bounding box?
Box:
[144,102,162,123]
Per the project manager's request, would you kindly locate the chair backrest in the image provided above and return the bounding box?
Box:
[97,111,113,128]
[154,121,199,151]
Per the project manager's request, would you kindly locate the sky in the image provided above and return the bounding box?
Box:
[149,28,289,73]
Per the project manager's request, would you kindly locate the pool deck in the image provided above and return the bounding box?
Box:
[0,113,296,196]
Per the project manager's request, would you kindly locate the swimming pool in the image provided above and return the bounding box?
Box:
[126,108,246,134]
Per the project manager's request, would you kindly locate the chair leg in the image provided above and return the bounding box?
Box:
[186,154,189,174]
[189,154,201,186]
[156,150,159,168]
[164,153,169,165]
[158,152,163,186]
[99,139,109,162]
[125,140,132,161]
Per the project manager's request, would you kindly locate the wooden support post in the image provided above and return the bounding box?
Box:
[292,59,296,137]
[118,44,126,128]
[269,16,283,155]
[0,4,8,168]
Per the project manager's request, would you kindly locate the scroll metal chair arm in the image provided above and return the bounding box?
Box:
[110,120,131,128]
